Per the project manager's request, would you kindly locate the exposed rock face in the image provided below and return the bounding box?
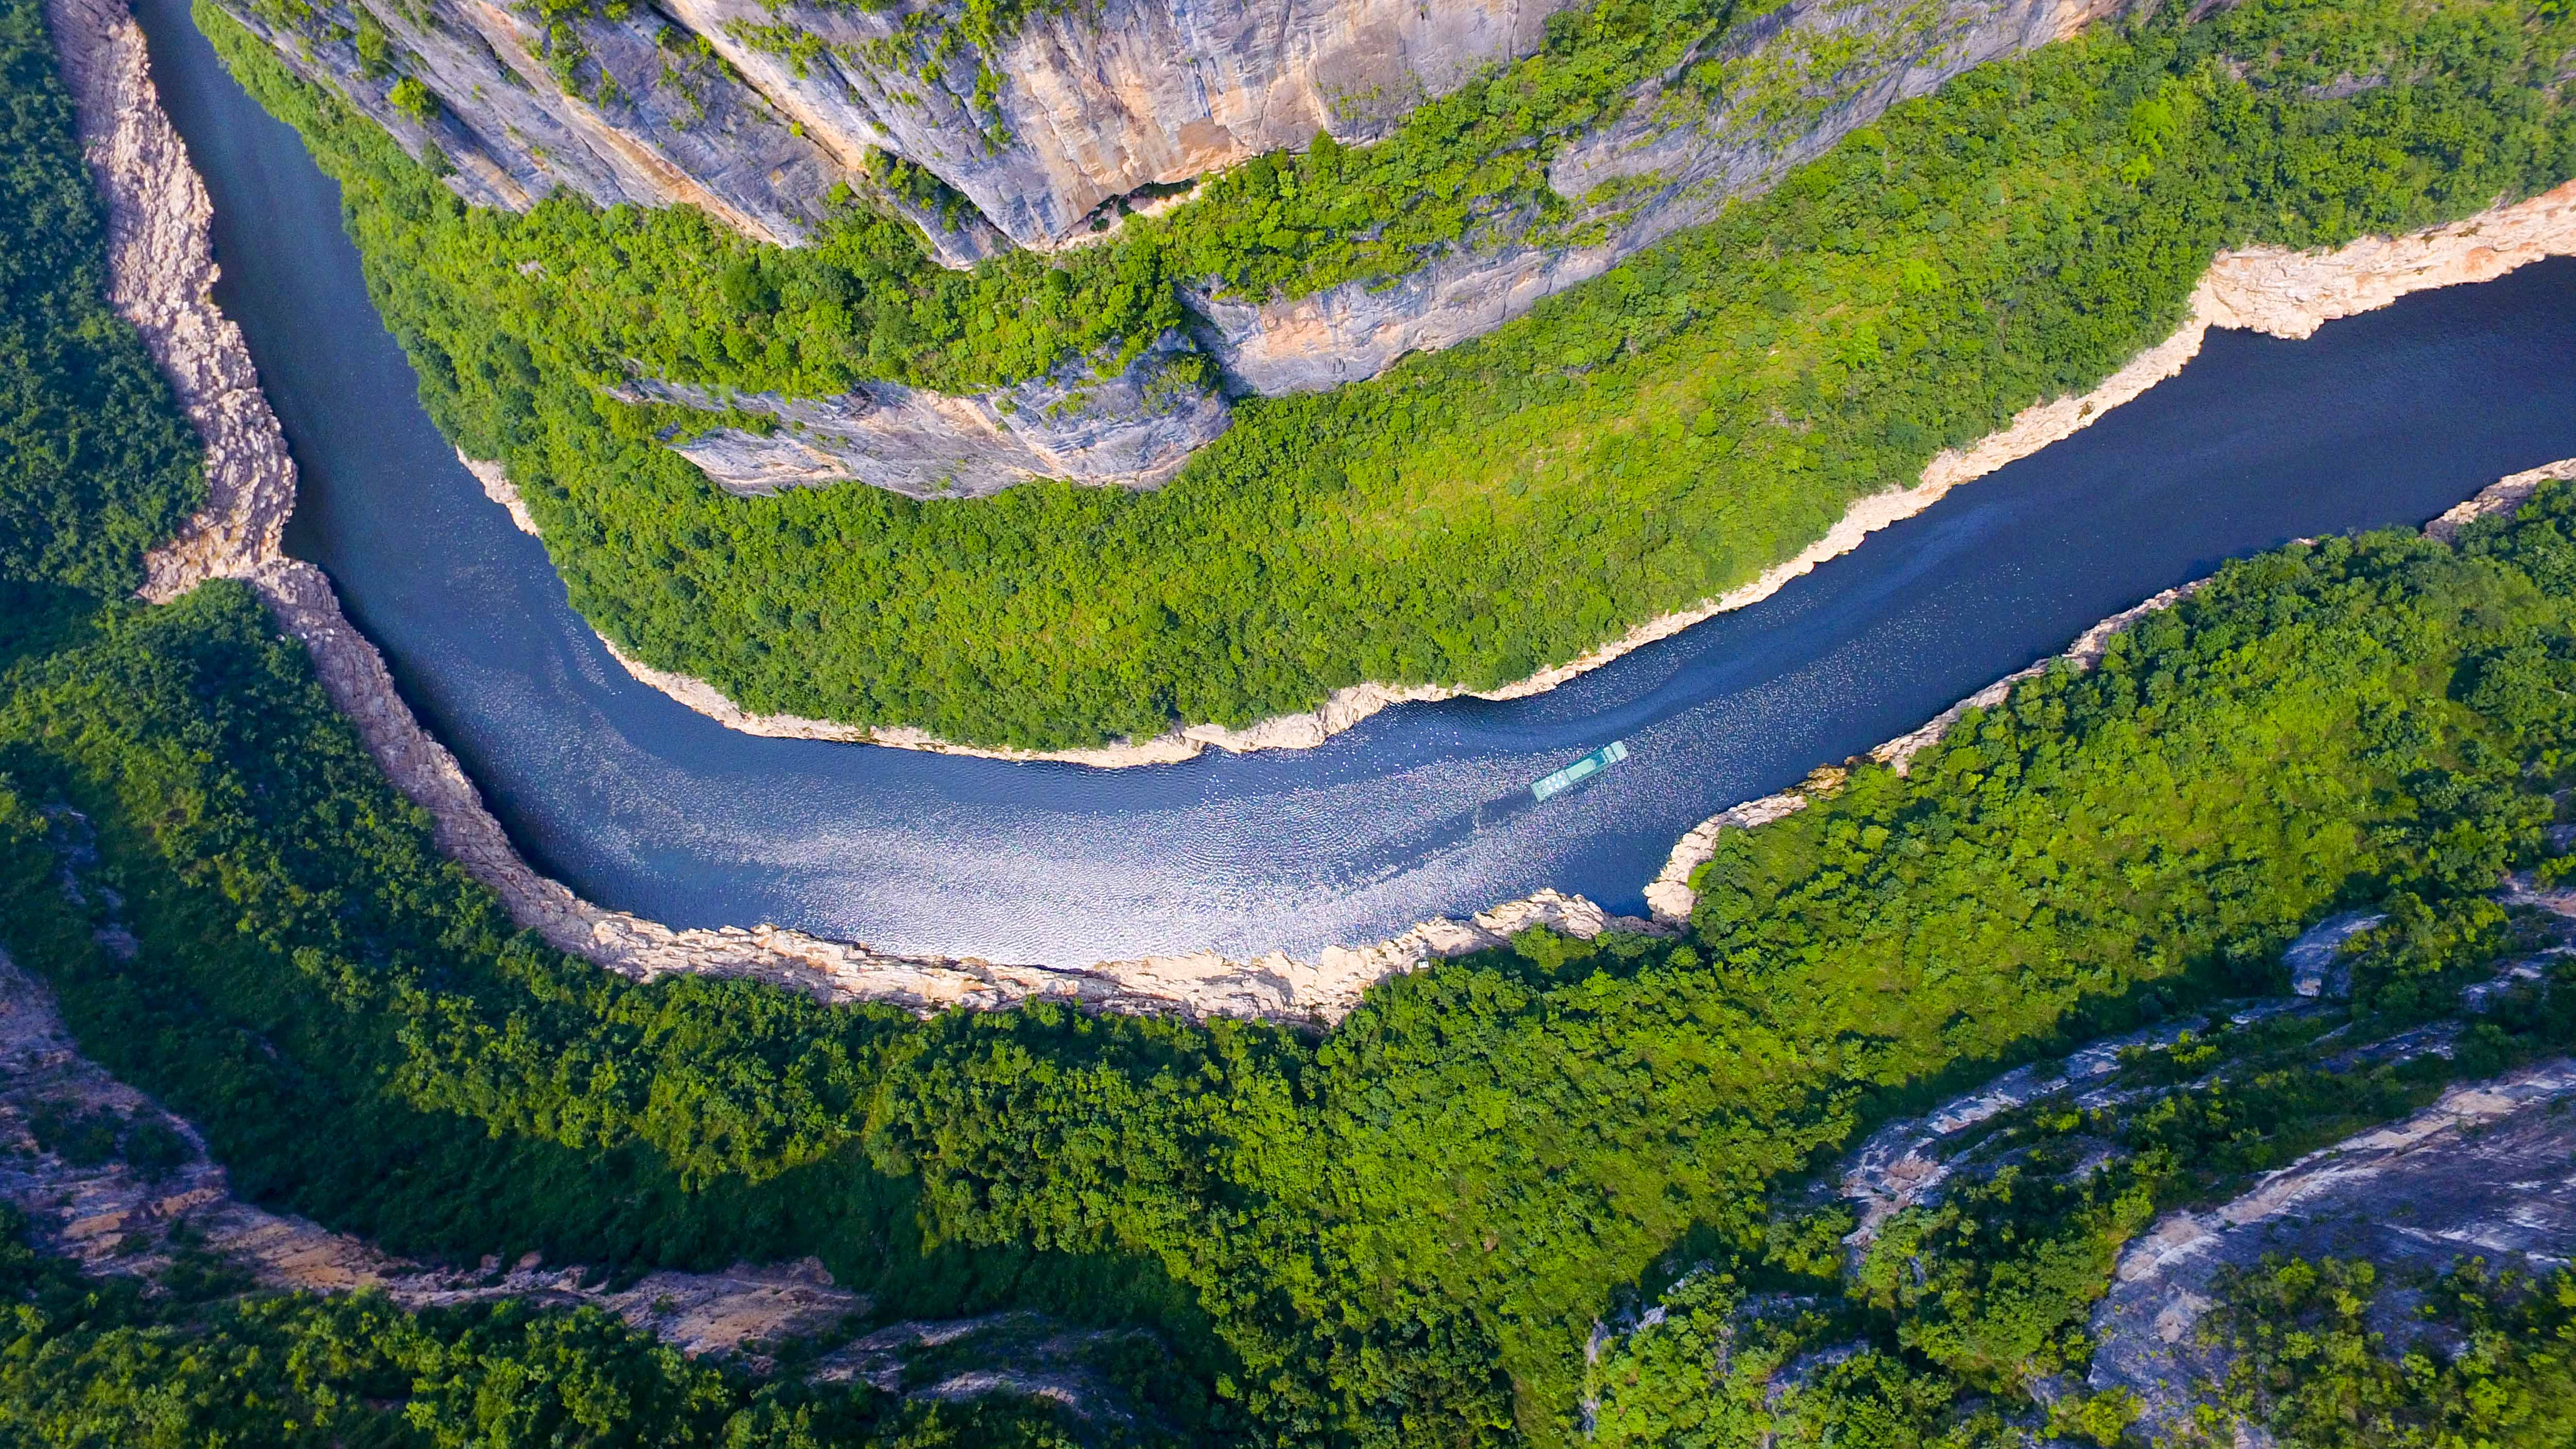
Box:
[624,331,1229,497]
[48,0,291,603]
[676,0,1579,249]
[208,0,842,246]
[1200,0,2126,391]
[2087,1058,2576,1434]
[204,0,1573,252]
[0,947,861,1352]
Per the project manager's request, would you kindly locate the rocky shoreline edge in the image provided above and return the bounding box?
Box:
[573,177,2576,767]
[59,0,2576,1024]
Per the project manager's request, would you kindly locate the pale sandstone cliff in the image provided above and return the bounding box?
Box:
[603,181,2576,768]
[49,0,291,603]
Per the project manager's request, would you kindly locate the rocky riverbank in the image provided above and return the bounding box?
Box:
[56,0,2576,1025]
[48,0,290,603]
[594,178,2576,769]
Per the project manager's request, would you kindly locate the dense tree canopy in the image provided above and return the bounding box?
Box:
[0,0,203,593]
[7,480,2576,1442]
[202,0,2576,747]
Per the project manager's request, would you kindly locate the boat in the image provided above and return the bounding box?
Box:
[1530,740,1629,802]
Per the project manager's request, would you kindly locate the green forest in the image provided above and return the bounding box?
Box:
[202,0,2576,748]
[7,0,2576,1439]
[10,456,2576,1439]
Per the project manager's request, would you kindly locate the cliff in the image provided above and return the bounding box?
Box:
[1201,0,2126,393]
[199,0,2150,501]
[622,329,1230,497]
[48,0,290,603]
[204,0,1574,253]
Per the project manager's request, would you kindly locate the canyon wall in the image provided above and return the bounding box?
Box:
[204,0,1575,253]
[49,0,290,603]
[1201,0,2126,392]
[623,330,1230,497]
[202,0,2143,498]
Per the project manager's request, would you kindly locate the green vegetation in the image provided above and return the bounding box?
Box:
[10,448,2576,1441]
[206,0,2576,747]
[2204,1257,2576,1449]
[0,1204,1132,1447]
[0,0,204,595]
[1579,940,2576,1449]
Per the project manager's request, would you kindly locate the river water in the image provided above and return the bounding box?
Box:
[132,0,2576,967]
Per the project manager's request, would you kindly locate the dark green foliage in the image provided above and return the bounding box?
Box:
[2204,1257,2576,1448]
[9,481,2576,1440]
[0,0,204,593]
[0,1203,1115,1448]
[200,0,2576,747]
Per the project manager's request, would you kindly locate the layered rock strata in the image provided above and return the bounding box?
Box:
[622,330,1230,498]
[209,0,840,247]
[606,182,2576,767]
[49,0,291,603]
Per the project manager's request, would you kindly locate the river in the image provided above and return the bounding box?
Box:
[131,0,2576,967]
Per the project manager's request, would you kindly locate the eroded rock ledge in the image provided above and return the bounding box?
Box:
[208,0,1579,255]
[48,0,291,604]
[620,330,1230,499]
[2087,1055,2576,1434]
[600,179,2576,768]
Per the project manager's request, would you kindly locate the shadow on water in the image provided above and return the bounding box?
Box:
[129,0,2576,965]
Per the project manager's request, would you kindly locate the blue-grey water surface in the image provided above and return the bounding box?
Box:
[132,0,2576,965]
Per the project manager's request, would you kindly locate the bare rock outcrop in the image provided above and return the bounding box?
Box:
[624,331,1229,497]
[205,0,1574,253]
[2086,1057,2576,1434]
[208,0,842,247]
[48,0,291,602]
[1202,0,2127,392]
[0,947,861,1353]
